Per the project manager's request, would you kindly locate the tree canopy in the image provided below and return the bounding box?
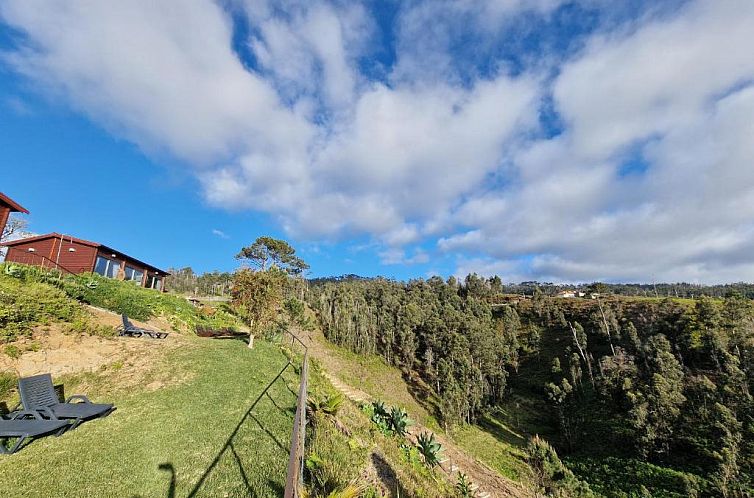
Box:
[236,236,309,275]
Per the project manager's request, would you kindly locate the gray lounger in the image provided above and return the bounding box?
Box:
[119,314,168,339]
[18,374,114,429]
[0,410,70,454]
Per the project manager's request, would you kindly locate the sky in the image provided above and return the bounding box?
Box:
[1,0,753,283]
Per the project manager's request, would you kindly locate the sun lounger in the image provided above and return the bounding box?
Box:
[0,410,70,454]
[119,314,168,339]
[18,374,114,430]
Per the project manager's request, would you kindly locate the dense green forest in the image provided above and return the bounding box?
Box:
[311,274,754,299]
[307,274,754,497]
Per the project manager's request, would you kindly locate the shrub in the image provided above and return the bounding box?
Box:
[0,271,81,342]
[4,345,21,359]
[63,317,116,337]
[0,264,244,335]
[527,435,593,497]
[566,456,708,498]
[0,371,15,400]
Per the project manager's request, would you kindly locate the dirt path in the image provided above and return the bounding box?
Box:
[300,328,531,498]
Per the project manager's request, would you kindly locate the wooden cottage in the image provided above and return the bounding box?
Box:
[0,192,29,238]
[2,233,169,290]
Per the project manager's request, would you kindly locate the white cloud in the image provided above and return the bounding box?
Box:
[379,247,430,266]
[440,0,754,283]
[211,229,230,239]
[3,0,754,282]
[0,0,314,165]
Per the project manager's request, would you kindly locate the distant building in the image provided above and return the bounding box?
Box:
[2,232,169,290]
[0,192,29,238]
[557,290,577,298]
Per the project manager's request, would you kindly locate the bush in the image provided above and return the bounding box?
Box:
[4,345,20,359]
[0,271,81,342]
[527,435,593,497]
[566,456,708,498]
[0,371,16,400]
[63,317,116,337]
[0,264,243,335]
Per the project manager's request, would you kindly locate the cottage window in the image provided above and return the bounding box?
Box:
[146,274,162,291]
[125,266,144,285]
[94,256,120,278]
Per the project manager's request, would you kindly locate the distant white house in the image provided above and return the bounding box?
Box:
[557,290,577,298]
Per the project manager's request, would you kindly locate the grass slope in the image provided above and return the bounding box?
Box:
[0,338,298,498]
[0,263,243,342]
[305,328,534,489]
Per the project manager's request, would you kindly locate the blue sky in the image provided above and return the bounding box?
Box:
[1,0,753,283]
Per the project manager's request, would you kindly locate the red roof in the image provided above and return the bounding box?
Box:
[2,232,169,275]
[0,192,29,214]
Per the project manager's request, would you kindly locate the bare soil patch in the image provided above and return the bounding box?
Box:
[0,306,183,389]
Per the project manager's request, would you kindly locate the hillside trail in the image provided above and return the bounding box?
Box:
[298,327,532,498]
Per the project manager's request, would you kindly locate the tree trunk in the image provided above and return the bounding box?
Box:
[597,299,617,356]
[248,318,255,349]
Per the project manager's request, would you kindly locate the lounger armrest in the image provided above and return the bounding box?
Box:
[35,406,60,420]
[66,395,92,404]
[10,410,44,420]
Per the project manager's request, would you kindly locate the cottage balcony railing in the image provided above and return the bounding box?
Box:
[4,251,77,276]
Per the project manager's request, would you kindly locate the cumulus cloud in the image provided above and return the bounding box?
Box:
[2,0,754,283]
[441,0,754,283]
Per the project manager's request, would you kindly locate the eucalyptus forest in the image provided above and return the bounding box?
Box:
[307,275,754,497]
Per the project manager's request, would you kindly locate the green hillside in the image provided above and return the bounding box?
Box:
[0,337,298,497]
[307,277,754,497]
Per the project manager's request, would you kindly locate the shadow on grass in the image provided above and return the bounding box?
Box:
[158,463,176,498]
[172,360,296,498]
[371,452,410,498]
[476,412,528,449]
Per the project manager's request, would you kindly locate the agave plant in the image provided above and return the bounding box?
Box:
[307,393,345,417]
[456,472,475,497]
[320,393,344,416]
[372,400,389,420]
[389,406,412,437]
[416,431,442,468]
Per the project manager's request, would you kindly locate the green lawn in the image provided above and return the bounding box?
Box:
[0,338,298,497]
